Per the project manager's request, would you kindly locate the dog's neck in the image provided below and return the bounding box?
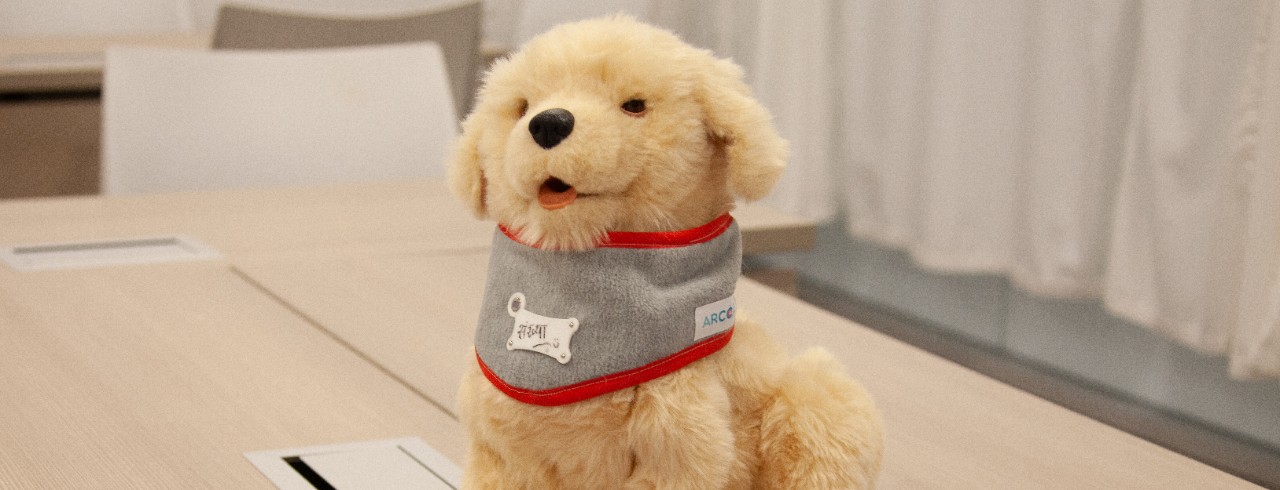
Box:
[474,215,741,406]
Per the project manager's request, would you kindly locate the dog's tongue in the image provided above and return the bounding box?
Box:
[538,178,577,210]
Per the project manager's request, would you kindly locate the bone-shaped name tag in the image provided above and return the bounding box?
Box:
[506,293,578,364]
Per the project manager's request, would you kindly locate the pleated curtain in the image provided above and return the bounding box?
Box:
[723,0,1277,379]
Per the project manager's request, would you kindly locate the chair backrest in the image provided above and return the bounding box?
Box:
[211,1,481,116]
[101,42,457,195]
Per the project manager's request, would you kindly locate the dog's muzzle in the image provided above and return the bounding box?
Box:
[538,177,577,210]
[529,108,574,149]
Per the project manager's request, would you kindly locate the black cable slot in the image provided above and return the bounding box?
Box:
[282,456,338,490]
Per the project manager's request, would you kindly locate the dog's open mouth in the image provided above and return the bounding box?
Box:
[537,177,578,210]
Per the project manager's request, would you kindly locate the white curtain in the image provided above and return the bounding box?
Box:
[1224,1,1280,379]
[1105,1,1257,357]
[736,0,1278,380]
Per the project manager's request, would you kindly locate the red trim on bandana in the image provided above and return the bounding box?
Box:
[476,328,734,406]
[499,213,734,250]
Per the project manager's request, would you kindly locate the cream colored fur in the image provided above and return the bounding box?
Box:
[450,16,884,489]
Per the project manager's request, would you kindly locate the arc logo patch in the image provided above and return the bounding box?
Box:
[694,295,735,341]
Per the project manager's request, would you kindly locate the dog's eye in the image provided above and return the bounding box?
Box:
[621,99,646,116]
[516,99,529,118]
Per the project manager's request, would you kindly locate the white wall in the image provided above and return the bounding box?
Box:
[0,0,193,37]
[0,0,476,38]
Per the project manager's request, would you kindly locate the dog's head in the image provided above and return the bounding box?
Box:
[449,15,787,250]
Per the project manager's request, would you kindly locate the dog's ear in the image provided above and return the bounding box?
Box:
[448,111,488,218]
[697,57,788,201]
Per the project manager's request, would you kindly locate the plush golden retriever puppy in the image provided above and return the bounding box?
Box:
[450,15,883,489]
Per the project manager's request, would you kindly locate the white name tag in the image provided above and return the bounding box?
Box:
[506,293,578,364]
[694,295,736,341]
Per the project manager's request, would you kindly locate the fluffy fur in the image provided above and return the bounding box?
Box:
[450,16,884,489]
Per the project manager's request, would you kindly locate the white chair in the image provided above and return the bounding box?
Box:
[211,1,482,116]
[101,42,457,195]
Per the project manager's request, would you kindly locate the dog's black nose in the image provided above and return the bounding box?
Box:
[529,108,574,149]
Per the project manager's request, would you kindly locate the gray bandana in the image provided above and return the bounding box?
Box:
[474,214,741,406]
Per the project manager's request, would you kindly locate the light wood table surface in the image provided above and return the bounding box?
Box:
[0,180,489,260]
[0,260,465,488]
[0,179,809,261]
[237,250,1259,489]
[0,179,816,488]
[4,179,1250,488]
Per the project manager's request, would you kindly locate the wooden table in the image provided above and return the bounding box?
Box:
[0,260,466,488]
[238,251,1259,490]
[0,180,1255,489]
[0,180,810,259]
